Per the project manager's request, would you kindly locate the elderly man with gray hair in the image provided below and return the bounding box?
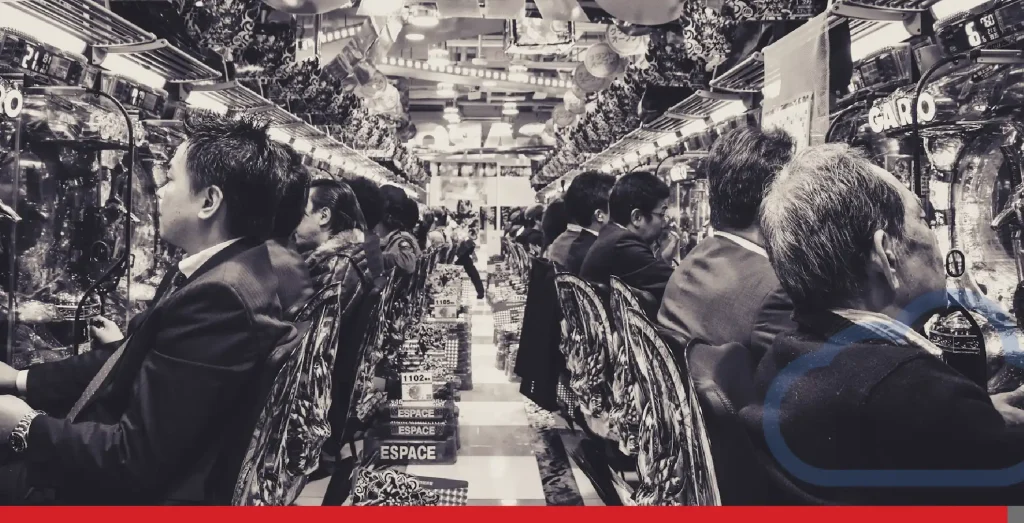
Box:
[740,143,1024,505]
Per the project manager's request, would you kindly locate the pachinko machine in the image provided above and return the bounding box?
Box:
[851,0,1024,393]
[0,27,181,369]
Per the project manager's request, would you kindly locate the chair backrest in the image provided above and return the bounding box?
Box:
[608,276,644,453]
[680,337,829,506]
[515,256,564,412]
[623,307,721,506]
[348,269,401,425]
[231,280,344,506]
[553,273,614,418]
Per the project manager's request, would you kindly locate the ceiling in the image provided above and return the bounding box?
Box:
[303,1,608,160]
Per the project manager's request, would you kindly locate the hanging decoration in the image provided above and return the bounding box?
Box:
[177,0,298,79]
[262,0,357,14]
[584,42,624,78]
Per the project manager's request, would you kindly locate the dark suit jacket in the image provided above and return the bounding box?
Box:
[579,225,673,302]
[363,232,386,287]
[21,238,300,504]
[740,310,1024,505]
[564,229,598,276]
[268,238,315,319]
[657,235,794,362]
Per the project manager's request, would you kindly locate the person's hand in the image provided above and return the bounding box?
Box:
[89,316,124,345]
[660,232,680,262]
[0,395,33,441]
[993,385,1024,411]
[0,361,17,395]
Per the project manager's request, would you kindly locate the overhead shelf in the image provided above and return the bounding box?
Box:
[10,0,151,45]
[709,52,765,92]
[95,40,220,82]
[189,81,272,111]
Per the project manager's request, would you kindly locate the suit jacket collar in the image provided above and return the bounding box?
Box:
[185,237,263,285]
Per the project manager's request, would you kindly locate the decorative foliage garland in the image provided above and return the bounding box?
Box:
[177,0,298,78]
[534,65,653,186]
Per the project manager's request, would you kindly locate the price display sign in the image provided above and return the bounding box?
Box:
[401,371,434,401]
[939,0,1024,53]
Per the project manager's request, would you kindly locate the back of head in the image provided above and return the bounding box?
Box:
[708,126,795,230]
[525,204,544,224]
[271,143,310,240]
[565,171,616,227]
[760,143,907,314]
[182,111,284,241]
[541,199,569,248]
[347,176,384,231]
[433,208,448,227]
[309,178,367,233]
[609,171,671,226]
[380,185,412,232]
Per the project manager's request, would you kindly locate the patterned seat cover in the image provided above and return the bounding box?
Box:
[623,307,720,506]
[609,276,643,454]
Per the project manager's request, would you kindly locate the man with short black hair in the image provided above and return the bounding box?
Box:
[579,172,675,302]
[0,113,306,504]
[743,143,1024,505]
[658,126,796,361]
[561,172,615,274]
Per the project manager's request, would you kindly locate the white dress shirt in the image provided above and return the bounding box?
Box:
[14,238,243,395]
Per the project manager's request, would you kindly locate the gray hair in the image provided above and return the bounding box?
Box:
[759,143,907,313]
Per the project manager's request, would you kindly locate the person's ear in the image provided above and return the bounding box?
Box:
[630,208,644,227]
[869,229,900,291]
[318,208,331,228]
[196,185,224,220]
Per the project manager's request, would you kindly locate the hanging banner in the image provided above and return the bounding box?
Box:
[594,0,685,26]
[762,11,829,149]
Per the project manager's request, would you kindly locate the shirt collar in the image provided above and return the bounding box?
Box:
[566,224,582,232]
[178,238,242,278]
[713,231,768,259]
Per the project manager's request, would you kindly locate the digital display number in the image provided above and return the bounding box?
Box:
[963,14,1001,47]
[19,42,52,74]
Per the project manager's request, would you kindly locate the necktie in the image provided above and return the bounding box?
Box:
[67,270,187,422]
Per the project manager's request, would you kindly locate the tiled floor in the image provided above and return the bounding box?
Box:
[297,261,604,506]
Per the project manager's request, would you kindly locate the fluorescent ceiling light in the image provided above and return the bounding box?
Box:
[656,134,679,147]
[709,100,748,123]
[406,33,425,41]
[682,120,708,136]
[931,0,989,21]
[483,80,497,87]
[186,92,230,115]
[408,14,440,28]
[849,22,912,62]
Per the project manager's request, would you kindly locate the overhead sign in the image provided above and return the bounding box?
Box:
[868,91,937,134]
[412,122,548,151]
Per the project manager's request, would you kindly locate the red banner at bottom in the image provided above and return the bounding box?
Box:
[0,506,1009,520]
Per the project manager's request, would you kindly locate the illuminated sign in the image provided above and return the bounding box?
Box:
[0,79,23,119]
[379,442,439,461]
[868,92,937,133]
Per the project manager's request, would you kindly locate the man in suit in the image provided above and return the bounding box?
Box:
[562,172,615,275]
[658,127,796,362]
[579,172,675,302]
[0,114,309,504]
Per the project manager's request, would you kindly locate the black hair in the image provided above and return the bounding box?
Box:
[347,176,384,230]
[182,112,284,241]
[416,211,434,250]
[565,171,615,227]
[608,171,671,226]
[308,178,367,233]
[380,185,415,232]
[707,126,795,230]
[541,199,569,249]
[271,143,310,240]
[433,208,448,227]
